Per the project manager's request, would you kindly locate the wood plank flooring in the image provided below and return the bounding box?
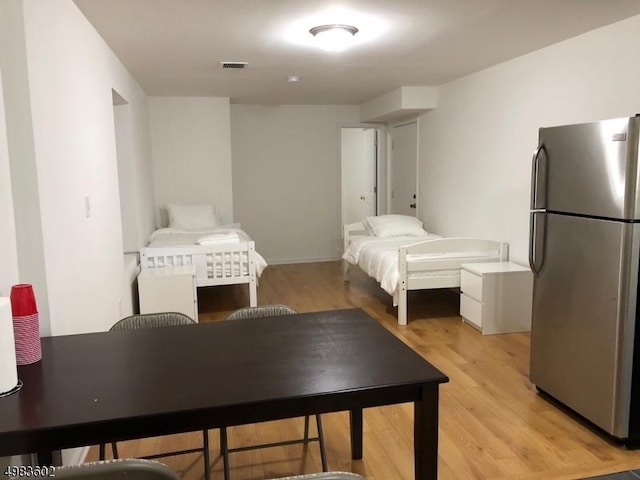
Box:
[86,261,640,479]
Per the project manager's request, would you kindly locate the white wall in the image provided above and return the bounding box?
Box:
[231,105,360,264]
[14,0,154,335]
[0,0,51,332]
[0,68,19,297]
[418,14,640,265]
[149,97,234,225]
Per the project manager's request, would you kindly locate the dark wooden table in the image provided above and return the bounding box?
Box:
[0,308,448,479]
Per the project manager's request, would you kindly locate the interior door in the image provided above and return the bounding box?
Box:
[341,127,377,225]
[391,121,417,216]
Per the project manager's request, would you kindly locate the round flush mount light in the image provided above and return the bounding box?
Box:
[309,24,359,52]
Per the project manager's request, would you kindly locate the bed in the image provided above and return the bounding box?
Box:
[343,216,508,326]
[139,205,267,307]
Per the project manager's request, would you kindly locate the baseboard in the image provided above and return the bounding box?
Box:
[266,255,341,265]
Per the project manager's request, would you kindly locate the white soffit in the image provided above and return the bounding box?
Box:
[360,86,438,123]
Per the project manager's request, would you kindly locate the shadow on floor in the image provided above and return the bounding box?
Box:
[586,471,640,479]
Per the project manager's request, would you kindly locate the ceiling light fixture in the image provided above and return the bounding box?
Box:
[309,24,358,52]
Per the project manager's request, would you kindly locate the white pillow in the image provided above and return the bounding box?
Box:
[364,215,426,237]
[167,204,219,230]
[362,220,375,236]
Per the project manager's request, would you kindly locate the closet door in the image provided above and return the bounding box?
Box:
[390,121,417,216]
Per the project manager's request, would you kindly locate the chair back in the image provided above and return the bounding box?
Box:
[267,473,366,480]
[110,312,195,331]
[224,305,297,321]
[55,459,179,480]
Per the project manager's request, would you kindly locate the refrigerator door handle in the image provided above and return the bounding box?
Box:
[530,142,547,274]
[530,142,546,210]
[529,210,546,274]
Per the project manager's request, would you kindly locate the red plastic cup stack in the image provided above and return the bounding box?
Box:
[10,284,41,365]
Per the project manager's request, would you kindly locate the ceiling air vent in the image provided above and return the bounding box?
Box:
[220,62,248,69]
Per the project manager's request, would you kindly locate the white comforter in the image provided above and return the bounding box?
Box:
[148,225,247,247]
[147,226,268,276]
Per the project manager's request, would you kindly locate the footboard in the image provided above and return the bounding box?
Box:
[140,242,258,306]
[396,238,508,325]
[342,221,368,280]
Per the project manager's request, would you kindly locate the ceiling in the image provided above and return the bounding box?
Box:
[73,0,640,105]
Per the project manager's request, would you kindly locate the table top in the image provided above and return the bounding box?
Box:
[0,308,448,456]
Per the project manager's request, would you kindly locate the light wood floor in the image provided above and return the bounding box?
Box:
[86,261,640,479]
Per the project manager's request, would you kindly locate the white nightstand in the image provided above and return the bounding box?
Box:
[138,265,198,322]
[459,261,533,335]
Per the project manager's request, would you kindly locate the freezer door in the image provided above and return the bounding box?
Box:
[539,117,640,220]
[530,214,639,437]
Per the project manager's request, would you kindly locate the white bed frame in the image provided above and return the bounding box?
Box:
[140,242,258,307]
[343,222,508,326]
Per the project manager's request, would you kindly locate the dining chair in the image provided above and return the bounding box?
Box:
[99,312,211,480]
[221,305,328,480]
[53,460,363,480]
[267,474,365,480]
[54,459,179,480]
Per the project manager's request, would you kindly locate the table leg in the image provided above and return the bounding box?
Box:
[349,408,363,459]
[414,385,439,480]
[36,450,61,466]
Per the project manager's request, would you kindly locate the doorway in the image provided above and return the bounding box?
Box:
[341,127,380,226]
[390,121,418,216]
[112,89,136,252]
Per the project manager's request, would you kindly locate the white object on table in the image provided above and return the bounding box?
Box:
[138,265,198,322]
[460,261,533,335]
[0,298,18,394]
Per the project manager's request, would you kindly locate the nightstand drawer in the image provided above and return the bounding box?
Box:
[461,270,483,302]
[460,293,482,329]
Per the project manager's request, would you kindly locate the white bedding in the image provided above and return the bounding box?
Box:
[343,234,495,296]
[147,226,268,276]
[148,225,244,247]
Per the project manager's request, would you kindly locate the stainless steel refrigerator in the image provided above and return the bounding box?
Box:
[529,116,640,445]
